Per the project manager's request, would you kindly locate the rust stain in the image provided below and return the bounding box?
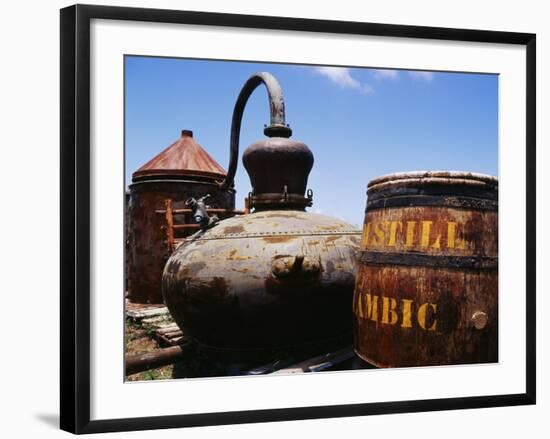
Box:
[263,213,298,219]
[231,267,250,274]
[222,224,246,234]
[262,235,294,244]
[208,276,229,298]
[272,254,293,260]
[133,130,227,181]
[227,249,251,260]
[317,224,342,231]
[178,267,191,277]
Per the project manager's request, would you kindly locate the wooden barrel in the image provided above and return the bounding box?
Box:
[353,171,498,367]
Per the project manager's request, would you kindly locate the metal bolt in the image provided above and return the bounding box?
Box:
[471,311,488,330]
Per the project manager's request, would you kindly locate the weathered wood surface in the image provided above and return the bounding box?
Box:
[126,342,191,376]
[354,172,498,367]
[154,323,185,346]
[125,301,169,321]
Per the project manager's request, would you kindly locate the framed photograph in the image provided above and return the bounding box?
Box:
[60,4,536,434]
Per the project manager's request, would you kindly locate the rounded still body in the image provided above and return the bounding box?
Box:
[162,210,360,362]
[353,171,498,367]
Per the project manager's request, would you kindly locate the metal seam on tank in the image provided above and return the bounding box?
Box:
[184,230,361,242]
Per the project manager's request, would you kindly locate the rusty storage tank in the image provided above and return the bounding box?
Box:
[353,171,498,367]
[162,72,361,364]
[127,130,235,304]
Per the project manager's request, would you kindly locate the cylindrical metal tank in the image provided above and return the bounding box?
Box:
[353,171,498,367]
[162,72,361,364]
[127,130,235,304]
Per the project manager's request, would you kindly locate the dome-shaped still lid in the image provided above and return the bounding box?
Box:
[132,130,227,183]
[219,72,314,211]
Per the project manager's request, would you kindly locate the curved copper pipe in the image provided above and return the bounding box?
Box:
[219,72,292,190]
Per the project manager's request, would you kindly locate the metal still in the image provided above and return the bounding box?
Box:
[162,72,361,363]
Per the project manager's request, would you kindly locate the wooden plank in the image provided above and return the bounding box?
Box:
[154,326,186,347]
[126,343,191,376]
[126,306,169,320]
[141,315,172,325]
[156,323,180,334]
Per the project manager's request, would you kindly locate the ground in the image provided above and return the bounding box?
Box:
[125,316,175,381]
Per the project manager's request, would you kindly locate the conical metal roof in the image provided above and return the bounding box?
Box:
[132,130,227,182]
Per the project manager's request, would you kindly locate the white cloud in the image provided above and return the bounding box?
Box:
[408,71,435,82]
[314,67,359,88]
[313,67,373,95]
[372,69,399,80]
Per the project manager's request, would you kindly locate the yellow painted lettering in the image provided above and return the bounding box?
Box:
[387,221,402,247]
[447,222,457,249]
[420,221,433,248]
[418,303,437,331]
[405,221,416,247]
[373,223,385,246]
[361,222,371,248]
[381,297,398,325]
[365,294,379,322]
[401,299,414,328]
[354,293,364,318]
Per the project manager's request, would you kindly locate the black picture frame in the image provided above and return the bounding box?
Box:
[60,4,536,434]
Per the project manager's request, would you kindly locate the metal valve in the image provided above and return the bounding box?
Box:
[272,255,321,279]
[185,195,219,230]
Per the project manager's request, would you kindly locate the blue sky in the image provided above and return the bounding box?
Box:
[125,56,498,227]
